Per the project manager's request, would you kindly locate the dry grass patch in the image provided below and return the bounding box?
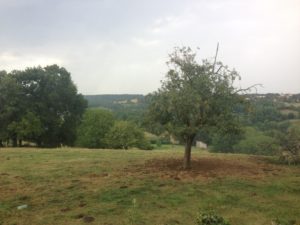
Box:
[124,155,287,181]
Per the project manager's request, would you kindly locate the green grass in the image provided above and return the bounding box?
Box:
[0,148,299,225]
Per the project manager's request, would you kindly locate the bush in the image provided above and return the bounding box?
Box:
[105,121,152,150]
[196,211,231,225]
[280,126,300,164]
[233,127,280,155]
[76,109,114,148]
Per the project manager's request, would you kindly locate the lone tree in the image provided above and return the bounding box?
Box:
[146,46,245,169]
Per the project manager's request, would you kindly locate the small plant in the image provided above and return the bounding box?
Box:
[196,211,231,225]
[127,198,143,225]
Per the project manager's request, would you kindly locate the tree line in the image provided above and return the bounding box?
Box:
[0,65,151,150]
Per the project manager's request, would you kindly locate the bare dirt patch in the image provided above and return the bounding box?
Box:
[124,156,285,181]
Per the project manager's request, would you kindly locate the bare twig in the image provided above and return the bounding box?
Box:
[215,65,223,75]
[234,83,263,94]
[212,42,219,74]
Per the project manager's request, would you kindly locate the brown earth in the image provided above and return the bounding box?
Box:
[123,156,285,181]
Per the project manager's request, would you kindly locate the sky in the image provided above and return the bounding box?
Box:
[0,0,299,95]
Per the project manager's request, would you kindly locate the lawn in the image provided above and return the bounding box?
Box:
[0,147,299,225]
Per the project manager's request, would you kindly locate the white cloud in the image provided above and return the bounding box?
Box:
[0,52,63,71]
[1,0,299,94]
[132,37,161,47]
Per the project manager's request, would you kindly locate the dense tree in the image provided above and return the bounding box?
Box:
[76,109,114,148]
[0,72,25,146]
[105,121,152,150]
[146,46,244,169]
[249,99,282,125]
[0,65,87,147]
[211,122,243,153]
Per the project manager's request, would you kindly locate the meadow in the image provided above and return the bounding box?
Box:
[0,147,299,225]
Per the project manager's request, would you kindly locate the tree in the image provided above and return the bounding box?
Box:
[146,46,244,169]
[0,65,87,147]
[76,109,114,148]
[105,121,152,150]
[0,72,25,146]
[13,112,43,145]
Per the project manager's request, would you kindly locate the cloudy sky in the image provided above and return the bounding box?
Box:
[1,0,299,94]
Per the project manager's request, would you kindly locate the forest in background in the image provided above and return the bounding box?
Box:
[84,93,300,156]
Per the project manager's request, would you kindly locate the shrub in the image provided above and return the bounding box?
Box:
[105,121,152,150]
[196,211,231,225]
[233,127,280,155]
[76,109,114,148]
[280,126,300,164]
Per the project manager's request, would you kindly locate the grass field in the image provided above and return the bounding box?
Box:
[0,147,300,225]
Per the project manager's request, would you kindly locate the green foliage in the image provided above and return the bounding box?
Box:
[249,99,283,125]
[105,121,152,150]
[211,119,244,152]
[146,46,244,167]
[233,127,280,155]
[8,112,43,142]
[0,65,87,147]
[285,126,300,155]
[0,73,24,145]
[280,126,300,164]
[84,94,146,125]
[196,211,231,225]
[76,109,114,148]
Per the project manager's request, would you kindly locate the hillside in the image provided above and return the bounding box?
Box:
[84,94,145,108]
[84,94,147,122]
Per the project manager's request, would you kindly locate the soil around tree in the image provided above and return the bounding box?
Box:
[124,156,285,181]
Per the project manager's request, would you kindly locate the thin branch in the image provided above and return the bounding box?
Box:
[234,83,263,94]
[215,65,223,75]
[212,42,219,74]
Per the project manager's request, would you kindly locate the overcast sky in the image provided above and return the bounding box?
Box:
[1,0,299,94]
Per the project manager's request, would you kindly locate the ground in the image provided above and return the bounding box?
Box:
[0,147,300,225]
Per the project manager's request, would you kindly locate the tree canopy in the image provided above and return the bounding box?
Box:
[146,46,244,169]
[76,108,115,148]
[0,65,87,147]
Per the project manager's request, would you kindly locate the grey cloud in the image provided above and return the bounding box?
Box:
[0,0,299,94]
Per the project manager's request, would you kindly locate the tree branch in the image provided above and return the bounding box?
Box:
[234,83,263,94]
[215,65,223,75]
[212,42,219,74]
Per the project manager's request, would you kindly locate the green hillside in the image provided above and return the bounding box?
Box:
[84,94,147,123]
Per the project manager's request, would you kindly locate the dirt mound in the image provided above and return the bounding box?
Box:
[125,156,283,181]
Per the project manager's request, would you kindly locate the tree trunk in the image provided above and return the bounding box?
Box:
[12,137,17,147]
[0,139,3,147]
[18,139,22,147]
[37,140,42,147]
[183,137,194,170]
